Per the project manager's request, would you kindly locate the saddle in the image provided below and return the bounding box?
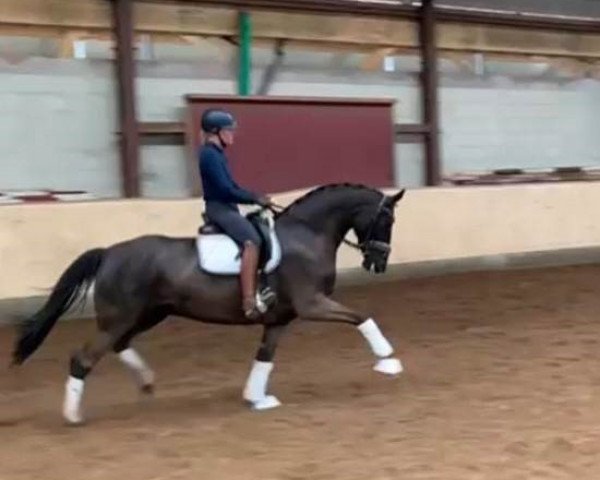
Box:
[195,210,282,276]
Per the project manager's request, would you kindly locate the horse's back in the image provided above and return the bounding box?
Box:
[110,234,193,249]
[96,235,196,296]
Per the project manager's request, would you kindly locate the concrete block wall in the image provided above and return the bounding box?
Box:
[0,41,599,198]
[0,62,120,197]
[441,79,600,173]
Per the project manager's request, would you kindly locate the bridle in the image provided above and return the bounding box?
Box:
[341,196,393,259]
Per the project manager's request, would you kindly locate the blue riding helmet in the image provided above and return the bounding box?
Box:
[201,109,237,134]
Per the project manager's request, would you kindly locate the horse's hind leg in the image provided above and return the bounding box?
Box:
[113,329,155,395]
[64,317,133,425]
[113,308,169,395]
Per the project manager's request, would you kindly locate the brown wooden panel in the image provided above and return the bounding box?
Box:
[185,95,395,196]
[3,0,600,58]
[137,121,185,135]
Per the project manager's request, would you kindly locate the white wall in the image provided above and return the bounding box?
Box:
[3,181,600,300]
[0,37,599,198]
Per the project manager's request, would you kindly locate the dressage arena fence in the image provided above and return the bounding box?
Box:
[2,181,600,324]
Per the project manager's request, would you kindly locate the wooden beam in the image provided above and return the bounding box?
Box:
[138,121,185,135]
[440,23,600,60]
[141,0,600,35]
[361,47,396,71]
[420,0,441,187]
[113,0,141,198]
[395,123,430,144]
[1,0,600,59]
[395,124,430,135]
[57,30,82,58]
[0,0,110,31]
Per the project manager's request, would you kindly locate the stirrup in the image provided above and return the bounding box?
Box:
[243,293,263,319]
[244,307,262,320]
[243,290,275,319]
[259,286,277,308]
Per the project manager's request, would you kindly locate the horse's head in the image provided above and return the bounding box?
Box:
[353,189,405,274]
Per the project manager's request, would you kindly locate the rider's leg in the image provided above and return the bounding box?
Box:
[205,202,266,318]
[240,239,262,319]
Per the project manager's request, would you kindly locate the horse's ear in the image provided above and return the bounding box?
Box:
[387,189,406,207]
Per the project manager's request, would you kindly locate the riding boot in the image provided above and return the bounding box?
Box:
[240,242,262,319]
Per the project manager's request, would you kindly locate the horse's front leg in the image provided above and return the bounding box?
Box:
[295,294,403,376]
[243,323,287,410]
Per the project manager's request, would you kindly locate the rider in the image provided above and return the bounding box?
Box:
[198,108,274,320]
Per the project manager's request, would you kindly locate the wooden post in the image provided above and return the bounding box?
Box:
[112,0,140,197]
[419,0,441,186]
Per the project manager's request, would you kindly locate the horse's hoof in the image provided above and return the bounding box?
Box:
[140,384,154,396]
[63,412,85,426]
[374,358,403,376]
[250,395,281,411]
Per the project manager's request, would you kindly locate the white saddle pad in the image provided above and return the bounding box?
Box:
[196,229,282,276]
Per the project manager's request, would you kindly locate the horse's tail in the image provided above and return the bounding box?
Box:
[11,248,106,366]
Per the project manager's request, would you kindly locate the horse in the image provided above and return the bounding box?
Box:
[11,183,406,425]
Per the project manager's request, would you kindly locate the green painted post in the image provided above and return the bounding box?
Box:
[238,11,252,96]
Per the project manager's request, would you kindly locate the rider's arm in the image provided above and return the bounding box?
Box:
[201,151,259,204]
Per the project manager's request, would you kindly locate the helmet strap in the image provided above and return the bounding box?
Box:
[217,130,227,149]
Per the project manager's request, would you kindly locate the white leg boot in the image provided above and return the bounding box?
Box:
[63,376,85,425]
[243,360,281,410]
[357,318,403,376]
[118,348,155,393]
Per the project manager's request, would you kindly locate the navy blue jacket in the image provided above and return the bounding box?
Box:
[198,143,258,206]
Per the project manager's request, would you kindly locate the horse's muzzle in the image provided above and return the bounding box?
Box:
[362,241,390,274]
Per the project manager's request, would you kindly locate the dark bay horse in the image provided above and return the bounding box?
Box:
[12,183,406,424]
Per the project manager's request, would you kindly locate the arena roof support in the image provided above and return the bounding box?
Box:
[148,0,600,33]
[112,0,141,197]
[420,0,441,186]
[144,0,420,19]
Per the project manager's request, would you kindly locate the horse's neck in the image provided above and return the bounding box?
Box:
[285,189,377,247]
